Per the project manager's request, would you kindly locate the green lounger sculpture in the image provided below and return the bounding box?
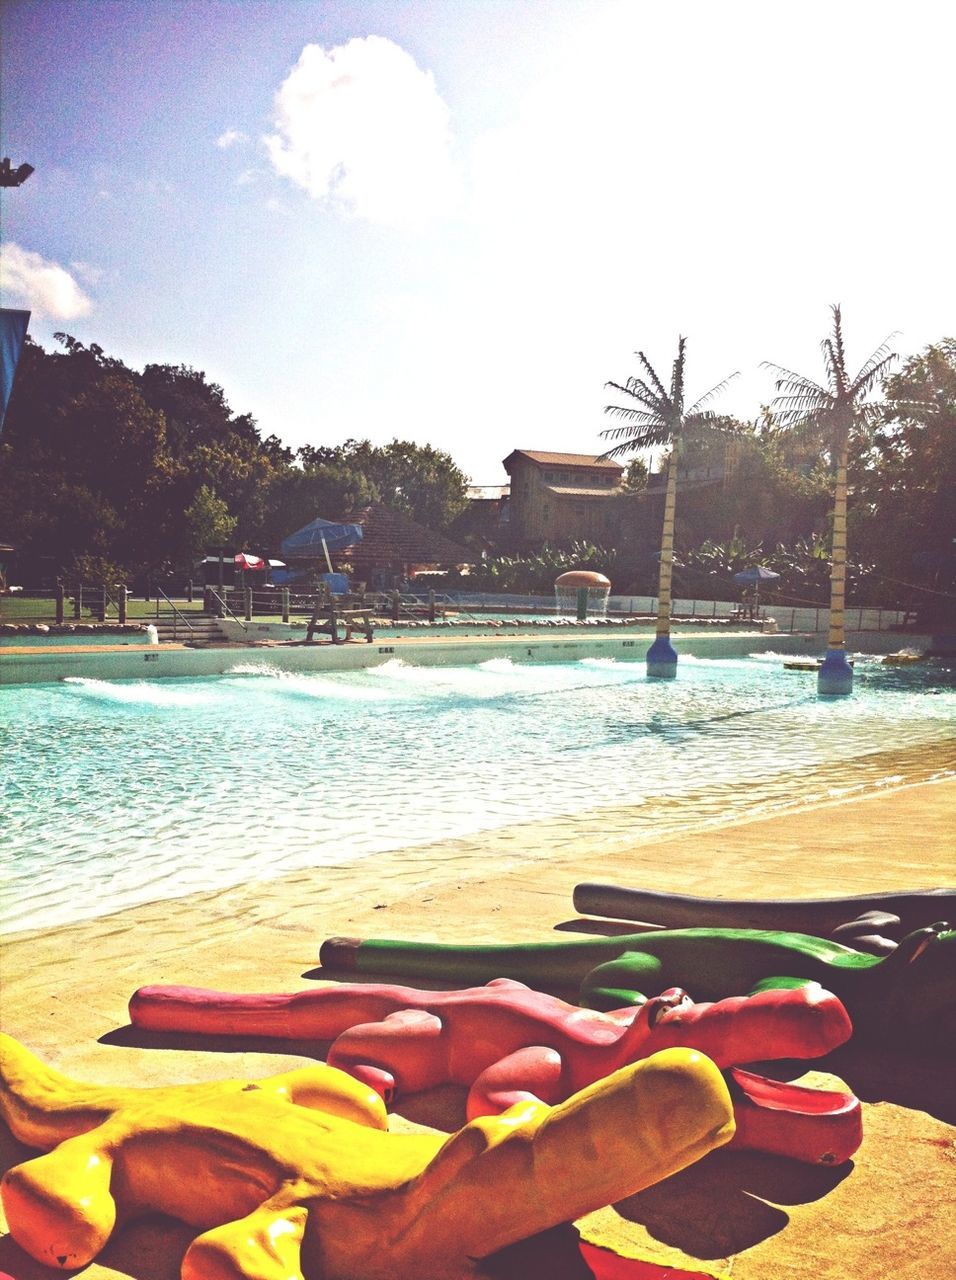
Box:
[320,923,955,1051]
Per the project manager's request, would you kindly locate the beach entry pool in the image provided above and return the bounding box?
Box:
[2,653,954,934]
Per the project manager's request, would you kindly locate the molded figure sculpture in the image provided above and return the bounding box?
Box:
[0,1033,734,1280]
[572,884,956,955]
[319,923,956,1052]
[130,978,860,1164]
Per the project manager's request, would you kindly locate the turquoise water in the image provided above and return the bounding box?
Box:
[2,652,954,935]
[0,632,146,646]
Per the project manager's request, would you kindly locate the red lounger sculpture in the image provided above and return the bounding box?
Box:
[130,977,861,1166]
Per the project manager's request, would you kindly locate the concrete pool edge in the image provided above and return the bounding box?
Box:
[0,628,937,685]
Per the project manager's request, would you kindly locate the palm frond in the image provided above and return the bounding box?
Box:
[602,406,661,428]
[826,305,849,397]
[669,337,687,413]
[849,402,886,431]
[771,391,834,413]
[772,393,843,425]
[761,360,826,397]
[599,423,671,457]
[849,333,898,388]
[604,379,662,415]
[635,351,669,403]
[624,375,668,411]
[882,394,938,421]
[766,408,805,429]
[686,370,740,415]
[849,348,898,399]
[821,337,844,397]
[603,334,733,457]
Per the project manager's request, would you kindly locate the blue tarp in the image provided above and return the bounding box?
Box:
[281,517,363,558]
[0,309,30,434]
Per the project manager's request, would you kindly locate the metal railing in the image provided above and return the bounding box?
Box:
[153,587,196,639]
[205,587,249,631]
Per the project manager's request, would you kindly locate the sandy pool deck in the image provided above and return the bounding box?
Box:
[1,774,954,1279]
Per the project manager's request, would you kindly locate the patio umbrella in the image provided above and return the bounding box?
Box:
[281,518,363,573]
[235,552,266,571]
[733,565,780,614]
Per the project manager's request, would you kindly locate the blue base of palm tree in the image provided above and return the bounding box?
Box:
[818,649,854,696]
[646,634,678,679]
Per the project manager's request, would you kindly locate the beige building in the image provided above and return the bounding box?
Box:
[502,450,625,549]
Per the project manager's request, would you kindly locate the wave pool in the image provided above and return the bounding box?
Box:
[2,652,954,934]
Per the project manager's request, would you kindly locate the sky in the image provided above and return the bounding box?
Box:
[2,0,954,485]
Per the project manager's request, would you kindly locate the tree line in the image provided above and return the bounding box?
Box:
[0,334,469,588]
[0,327,952,621]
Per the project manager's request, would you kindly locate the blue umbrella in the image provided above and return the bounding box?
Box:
[733,565,780,614]
[281,518,363,571]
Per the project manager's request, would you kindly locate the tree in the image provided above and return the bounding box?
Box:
[311,439,469,531]
[622,457,649,491]
[602,338,737,677]
[183,485,237,564]
[764,305,897,694]
[854,340,956,622]
[0,336,175,580]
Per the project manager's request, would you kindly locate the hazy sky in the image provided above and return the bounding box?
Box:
[2,0,953,483]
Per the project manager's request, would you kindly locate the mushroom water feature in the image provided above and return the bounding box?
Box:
[554,570,611,621]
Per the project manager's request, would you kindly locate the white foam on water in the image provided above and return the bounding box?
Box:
[369,653,775,704]
[683,657,759,673]
[747,651,805,663]
[225,662,285,678]
[4,655,951,935]
[224,668,394,702]
[60,677,216,708]
[369,658,532,700]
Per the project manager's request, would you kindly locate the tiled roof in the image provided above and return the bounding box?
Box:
[503,450,623,471]
[336,503,475,567]
[546,485,622,498]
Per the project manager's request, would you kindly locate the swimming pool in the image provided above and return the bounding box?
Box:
[2,652,953,935]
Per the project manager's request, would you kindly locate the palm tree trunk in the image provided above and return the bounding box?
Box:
[818,436,854,694]
[827,443,848,652]
[646,450,679,678]
[656,451,677,637]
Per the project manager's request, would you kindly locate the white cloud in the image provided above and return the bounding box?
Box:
[70,260,103,286]
[216,128,249,149]
[265,35,459,225]
[0,243,93,319]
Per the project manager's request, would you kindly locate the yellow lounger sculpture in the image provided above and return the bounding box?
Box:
[0,1033,734,1280]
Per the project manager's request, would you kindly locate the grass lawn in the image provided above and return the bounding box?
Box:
[1,594,208,623]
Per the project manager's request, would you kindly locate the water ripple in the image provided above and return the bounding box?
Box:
[2,655,953,933]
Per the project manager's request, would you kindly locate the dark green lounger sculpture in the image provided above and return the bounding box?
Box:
[320,924,956,1052]
[572,885,956,954]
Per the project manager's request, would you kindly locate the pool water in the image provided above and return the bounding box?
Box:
[0,632,147,646]
[2,652,954,934]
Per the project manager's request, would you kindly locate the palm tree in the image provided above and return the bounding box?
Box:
[603,338,738,677]
[763,305,897,694]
